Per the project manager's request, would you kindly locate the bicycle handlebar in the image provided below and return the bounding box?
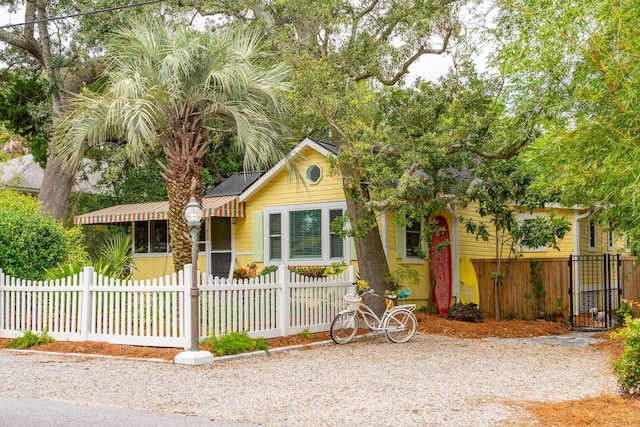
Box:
[358,289,400,300]
[358,289,379,297]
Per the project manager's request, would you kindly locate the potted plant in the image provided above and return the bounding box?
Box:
[551,297,564,322]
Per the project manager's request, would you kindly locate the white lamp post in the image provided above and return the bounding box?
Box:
[175,197,214,365]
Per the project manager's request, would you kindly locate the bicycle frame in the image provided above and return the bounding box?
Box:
[348,294,416,334]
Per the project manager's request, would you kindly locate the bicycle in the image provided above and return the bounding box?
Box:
[330,289,417,344]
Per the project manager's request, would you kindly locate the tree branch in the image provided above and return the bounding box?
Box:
[356,28,454,85]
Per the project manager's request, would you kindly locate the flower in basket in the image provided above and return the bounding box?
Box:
[356,278,369,294]
[233,267,249,280]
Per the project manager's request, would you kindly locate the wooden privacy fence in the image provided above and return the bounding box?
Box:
[471,256,640,319]
[0,265,355,348]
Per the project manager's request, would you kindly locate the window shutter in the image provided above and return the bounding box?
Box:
[252,211,264,262]
[350,237,357,261]
[395,222,404,259]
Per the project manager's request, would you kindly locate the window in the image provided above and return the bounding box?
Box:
[516,213,548,253]
[134,222,149,253]
[626,234,631,253]
[264,203,347,264]
[133,220,171,254]
[405,220,422,258]
[150,220,168,253]
[589,220,596,251]
[269,213,282,261]
[290,209,322,258]
[305,164,322,184]
[329,209,344,258]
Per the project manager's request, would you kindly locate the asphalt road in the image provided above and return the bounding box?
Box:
[0,396,261,427]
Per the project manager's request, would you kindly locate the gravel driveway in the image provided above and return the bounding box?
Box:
[0,332,618,427]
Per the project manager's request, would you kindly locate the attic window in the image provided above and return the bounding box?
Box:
[306,164,322,184]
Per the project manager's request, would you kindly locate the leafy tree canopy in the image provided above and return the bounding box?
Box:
[490,0,640,250]
[0,71,50,165]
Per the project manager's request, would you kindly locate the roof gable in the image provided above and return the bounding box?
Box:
[239,136,337,202]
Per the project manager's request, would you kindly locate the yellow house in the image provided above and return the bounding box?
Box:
[75,136,628,312]
[75,137,351,282]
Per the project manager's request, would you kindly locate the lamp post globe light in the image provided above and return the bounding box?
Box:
[174,197,214,365]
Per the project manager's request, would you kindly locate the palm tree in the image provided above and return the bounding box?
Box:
[53,18,290,272]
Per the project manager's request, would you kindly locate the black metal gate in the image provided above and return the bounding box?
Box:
[569,254,621,330]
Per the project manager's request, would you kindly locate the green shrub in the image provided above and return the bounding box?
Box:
[7,329,55,349]
[206,332,269,357]
[289,266,325,278]
[259,265,279,277]
[612,318,640,397]
[0,189,89,280]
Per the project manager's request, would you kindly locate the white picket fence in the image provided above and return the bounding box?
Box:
[0,265,355,348]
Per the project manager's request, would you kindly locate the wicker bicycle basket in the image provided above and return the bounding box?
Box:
[344,294,362,310]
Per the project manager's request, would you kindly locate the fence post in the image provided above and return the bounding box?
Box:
[0,268,3,329]
[278,265,288,337]
[347,265,356,287]
[80,266,94,341]
[181,265,192,350]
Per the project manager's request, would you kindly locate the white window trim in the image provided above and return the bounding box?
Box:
[588,220,596,252]
[263,201,348,266]
[607,231,614,252]
[402,220,426,264]
[516,213,548,253]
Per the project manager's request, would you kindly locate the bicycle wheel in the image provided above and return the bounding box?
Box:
[330,311,359,344]
[384,309,417,343]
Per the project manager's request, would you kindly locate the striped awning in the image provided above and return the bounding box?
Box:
[74,196,244,225]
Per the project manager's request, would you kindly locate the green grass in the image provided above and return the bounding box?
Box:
[7,329,55,349]
[300,328,313,339]
[205,332,269,357]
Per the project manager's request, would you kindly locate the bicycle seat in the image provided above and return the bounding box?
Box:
[385,294,398,301]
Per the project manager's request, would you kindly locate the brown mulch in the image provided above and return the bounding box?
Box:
[1,313,635,426]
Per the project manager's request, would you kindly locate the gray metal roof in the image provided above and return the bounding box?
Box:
[204,171,264,197]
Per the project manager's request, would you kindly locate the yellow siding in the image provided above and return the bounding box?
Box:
[132,254,206,281]
[383,212,398,260]
[551,208,577,257]
[457,202,497,259]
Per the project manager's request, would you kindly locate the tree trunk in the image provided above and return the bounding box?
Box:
[162,118,207,273]
[37,153,75,221]
[342,176,389,316]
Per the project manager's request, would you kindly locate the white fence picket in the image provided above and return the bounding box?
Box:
[0,265,355,348]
